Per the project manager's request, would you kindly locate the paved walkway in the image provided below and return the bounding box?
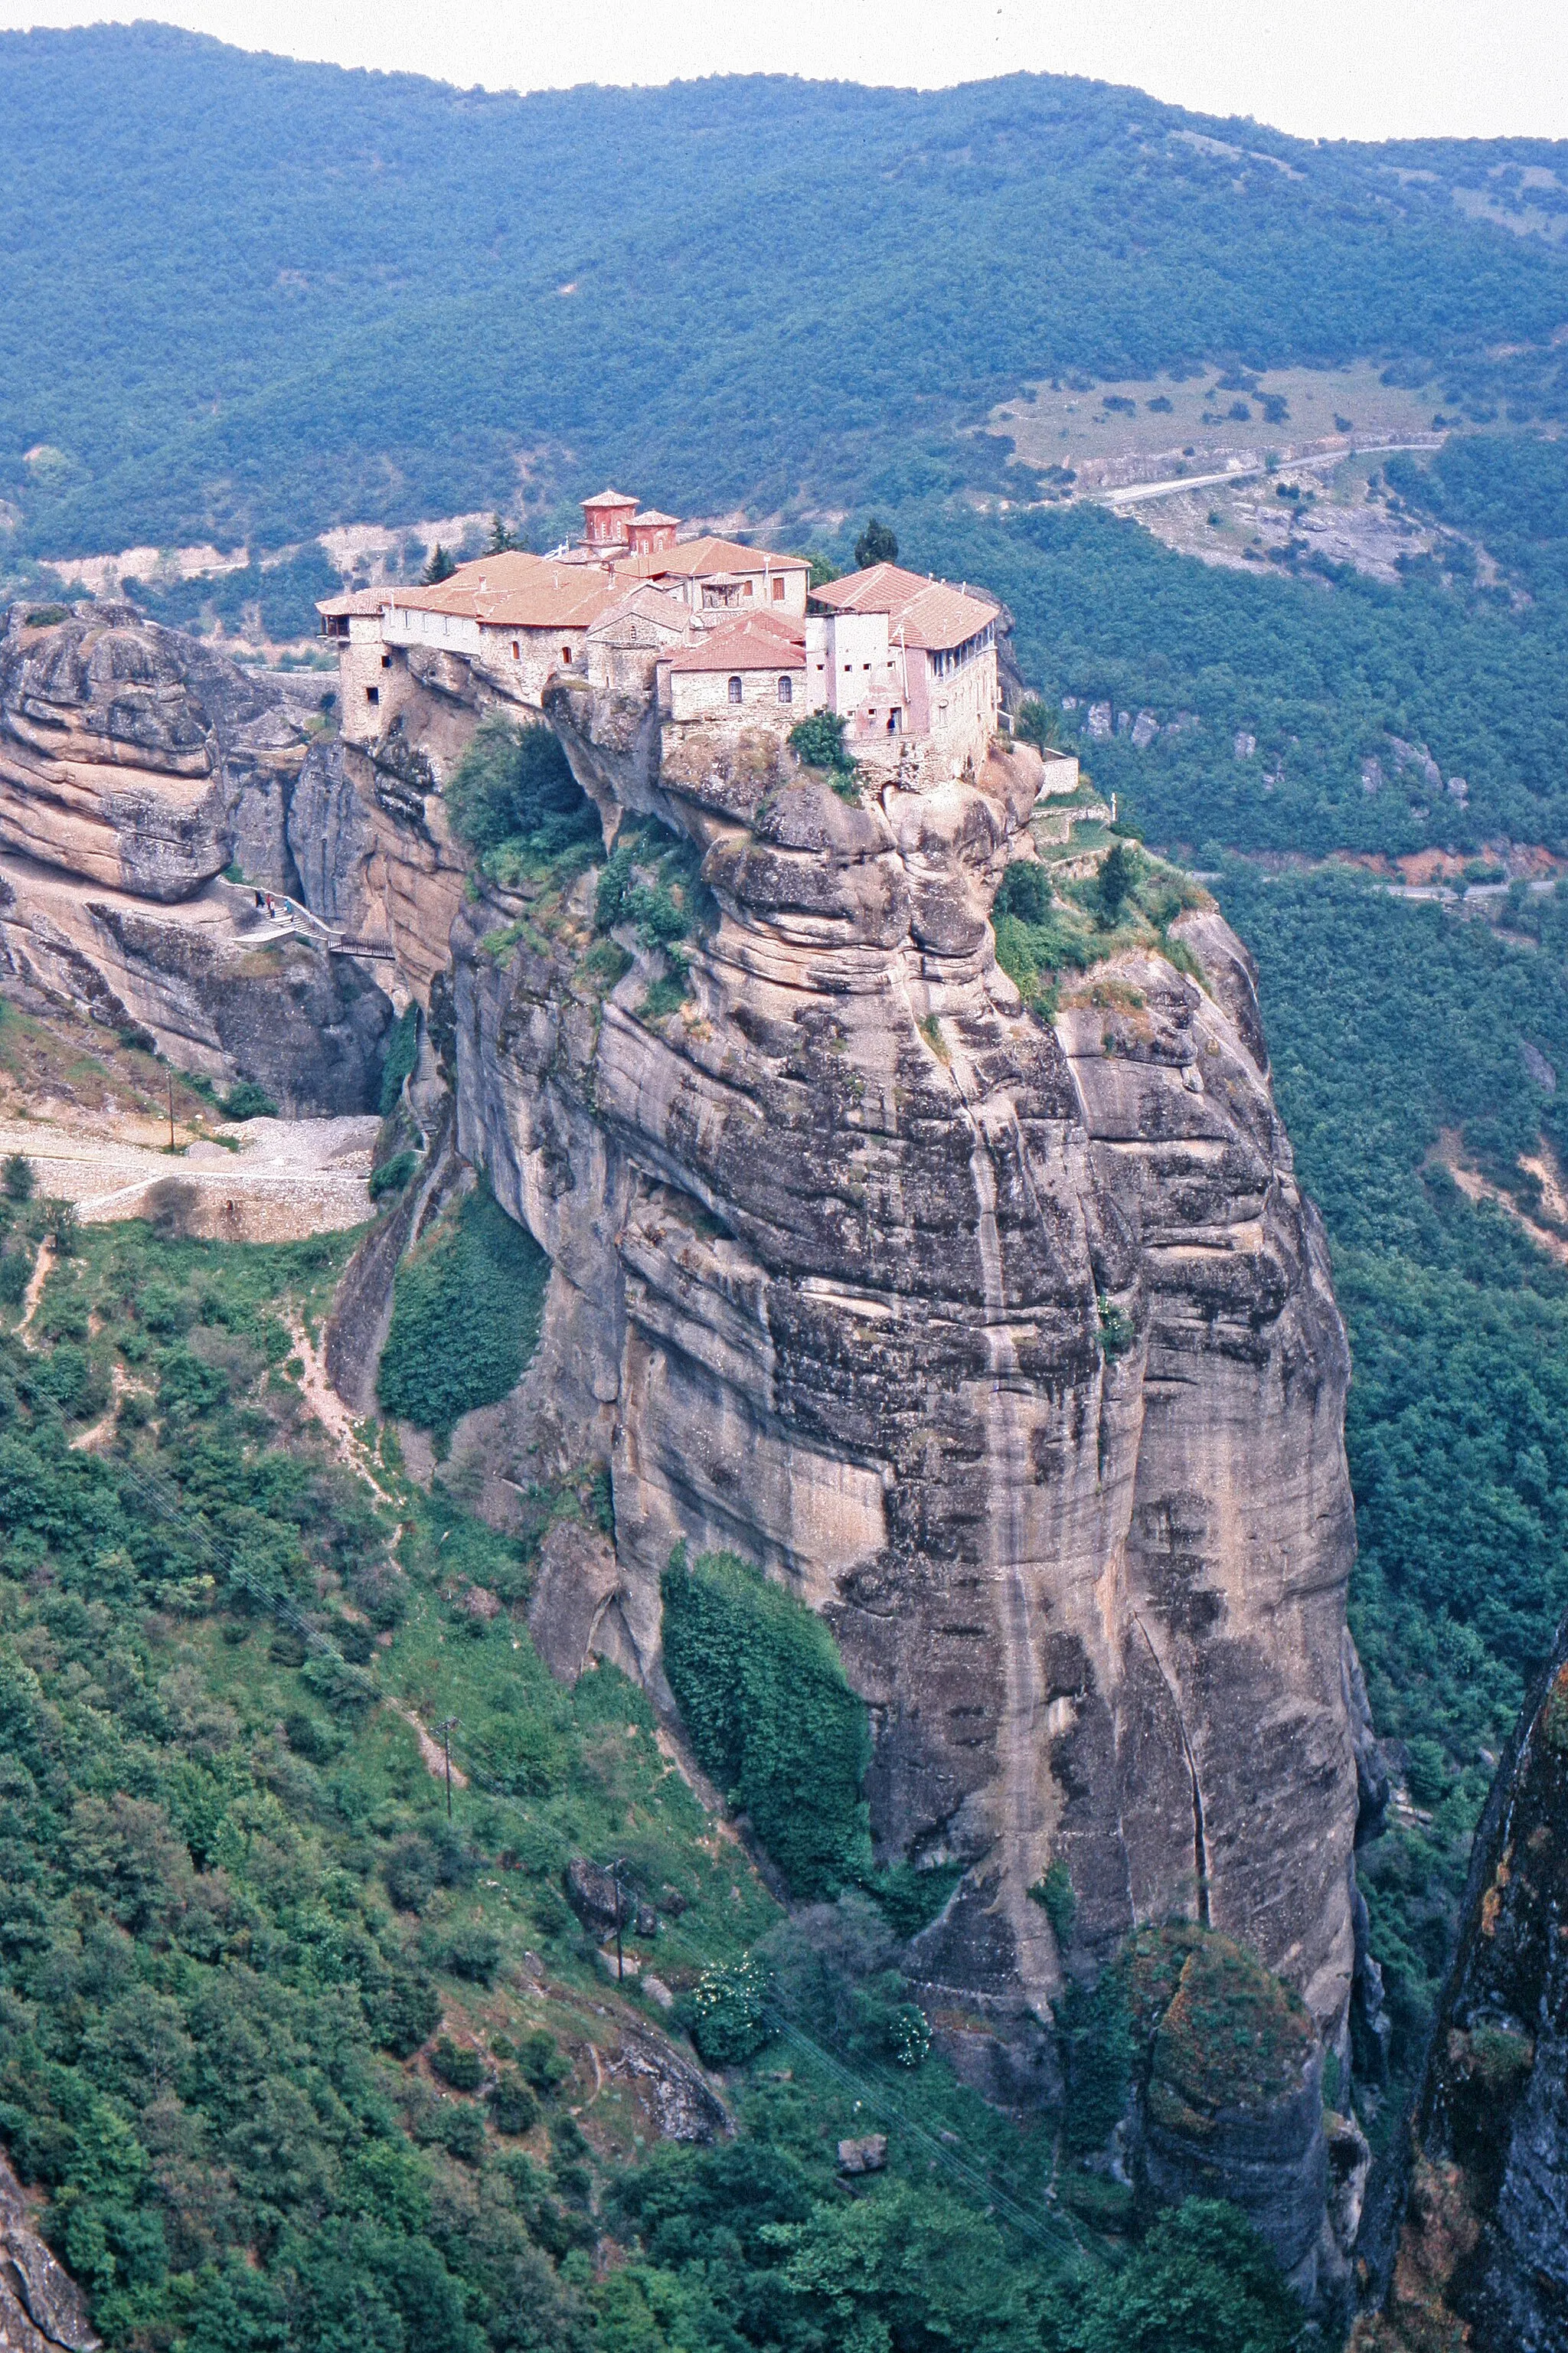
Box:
[0,1111,377,1242]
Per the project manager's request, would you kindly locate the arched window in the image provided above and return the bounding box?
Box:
[776,675,792,705]
[727,675,743,704]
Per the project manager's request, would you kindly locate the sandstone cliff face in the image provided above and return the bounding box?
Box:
[1364,1609,1568,2351]
[0,606,394,1110]
[422,701,1362,2094]
[5,600,1362,2113]
[0,2151,99,2352]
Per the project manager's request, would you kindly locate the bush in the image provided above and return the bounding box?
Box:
[430,2036,484,2091]
[517,2029,570,2093]
[661,1547,871,1899]
[377,1004,420,1118]
[486,2071,541,2135]
[365,1966,441,2059]
[993,860,1054,924]
[1095,840,1141,926]
[788,710,851,773]
[376,1185,550,1444]
[688,1955,774,2067]
[3,1153,34,1203]
[445,715,599,868]
[369,1149,419,1202]
[853,516,898,569]
[428,1926,501,1984]
[219,1080,278,1120]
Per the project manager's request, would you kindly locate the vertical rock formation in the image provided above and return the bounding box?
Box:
[1362,1607,1568,2352]
[0,604,394,1106]
[423,703,1362,2096]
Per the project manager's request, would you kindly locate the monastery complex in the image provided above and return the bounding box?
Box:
[319,489,1030,793]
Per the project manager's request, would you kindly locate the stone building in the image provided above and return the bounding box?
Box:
[318,492,1008,790]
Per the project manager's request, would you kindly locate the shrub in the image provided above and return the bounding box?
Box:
[3,1153,34,1203]
[517,2029,570,2093]
[364,1966,440,2059]
[377,1004,420,1117]
[369,1149,419,1202]
[430,2036,484,2091]
[445,715,599,868]
[662,1547,871,1899]
[853,517,898,569]
[486,2071,541,2135]
[376,1185,550,1444]
[429,1926,501,1985]
[994,860,1054,925]
[1029,1859,1076,1945]
[788,710,851,773]
[219,1080,278,1120]
[688,1955,774,2067]
[1096,841,1141,926]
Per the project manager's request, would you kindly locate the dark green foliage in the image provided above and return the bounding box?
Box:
[1095,840,1140,924]
[377,1004,420,1119]
[787,709,851,773]
[427,1925,501,1984]
[1219,864,1568,2092]
[3,1152,34,1202]
[219,1080,278,1121]
[1064,2199,1305,2352]
[422,544,457,584]
[486,2072,540,2136]
[516,2031,570,2095]
[993,859,1054,925]
[377,1185,550,1444]
[5,31,1567,557]
[431,2036,485,2091]
[1030,1859,1076,1945]
[369,1149,419,1202]
[443,716,599,874]
[853,516,898,568]
[909,484,1568,860]
[687,1956,774,2067]
[661,1548,872,1899]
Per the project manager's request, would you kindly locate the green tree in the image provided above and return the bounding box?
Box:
[485,513,517,554]
[421,543,457,585]
[1065,2200,1304,2353]
[854,516,899,570]
[1095,842,1139,926]
[3,1152,35,1201]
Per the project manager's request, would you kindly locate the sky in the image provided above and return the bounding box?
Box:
[0,0,1566,143]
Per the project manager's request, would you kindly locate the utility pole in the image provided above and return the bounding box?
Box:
[167,1071,175,1152]
[612,1860,626,1981]
[441,1717,457,1818]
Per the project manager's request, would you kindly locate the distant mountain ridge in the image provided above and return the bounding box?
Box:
[2,23,1566,557]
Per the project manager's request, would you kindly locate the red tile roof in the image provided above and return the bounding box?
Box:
[582,487,639,509]
[668,617,805,673]
[811,562,998,651]
[616,535,808,583]
[315,588,390,618]
[391,557,618,630]
[628,508,680,528]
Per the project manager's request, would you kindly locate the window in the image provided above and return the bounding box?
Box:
[887,710,901,732]
[776,675,792,704]
[560,645,572,663]
[365,686,380,705]
[772,577,785,600]
[381,653,391,668]
[727,675,743,704]
[742,580,753,596]
[512,640,521,660]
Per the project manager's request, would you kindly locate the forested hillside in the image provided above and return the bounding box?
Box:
[1,25,1566,555]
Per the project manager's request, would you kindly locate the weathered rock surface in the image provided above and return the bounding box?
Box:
[1362,1607,1568,2351]
[428,714,1361,2100]
[0,2151,99,2351]
[0,606,394,1108]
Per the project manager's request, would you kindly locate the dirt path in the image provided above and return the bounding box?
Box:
[390,1702,469,1790]
[15,1237,54,1348]
[286,1309,397,1505]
